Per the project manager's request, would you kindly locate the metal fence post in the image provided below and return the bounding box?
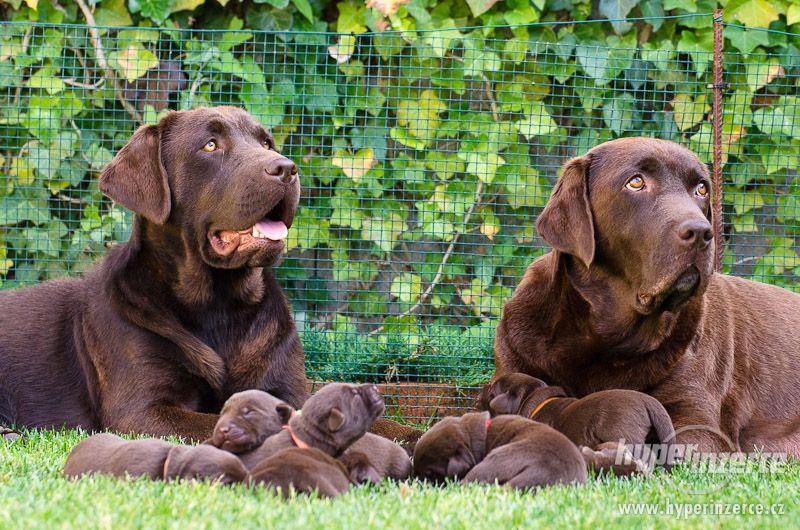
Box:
[712,9,726,272]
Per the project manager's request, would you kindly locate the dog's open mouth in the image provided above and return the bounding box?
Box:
[208,199,290,257]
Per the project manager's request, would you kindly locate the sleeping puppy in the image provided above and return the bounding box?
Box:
[247,447,379,498]
[163,444,247,484]
[240,382,384,469]
[413,412,587,489]
[476,373,675,468]
[345,433,412,480]
[208,390,293,454]
[64,433,174,479]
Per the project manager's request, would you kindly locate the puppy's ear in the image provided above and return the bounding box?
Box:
[275,403,294,426]
[327,408,345,432]
[99,121,172,224]
[340,451,381,484]
[474,383,492,411]
[445,448,473,479]
[536,155,595,269]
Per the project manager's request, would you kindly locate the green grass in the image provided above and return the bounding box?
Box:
[2,430,798,529]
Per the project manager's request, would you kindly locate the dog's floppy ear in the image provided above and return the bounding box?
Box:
[99,122,171,224]
[536,155,595,269]
[474,382,493,411]
[276,403,294,426]
[327,408,345,432]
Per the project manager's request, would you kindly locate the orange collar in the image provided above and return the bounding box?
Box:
[528,396,560,420]
[283,424,309,449]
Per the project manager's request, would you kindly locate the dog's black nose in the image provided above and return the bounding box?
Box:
[677,218,713,248]
[266,158,297,184]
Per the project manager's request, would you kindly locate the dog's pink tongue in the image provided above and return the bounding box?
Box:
[255,219,288,241]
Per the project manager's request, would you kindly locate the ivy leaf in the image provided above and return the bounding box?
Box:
[396,90,447,142]
[602,93,637,135]
[671,94,709,131]
[337,1,367,33]
[732,189,765,215]
[516,102,557,139]
[575,44,609,82]
[789,4,800,26]
[753,107,799,138]
[760,238,800,274]
[292,0,314,22]
[328,35,356,63]
[663,0,696,10]
[390,273,422,303]
[362,215,405,253]
[110,44,159,82]
[729,0,779,29]
[465,0,499,17]
[640,0,664,30]
[95,0,134,26]
[746,60,785,92]
[332,148,377,181]
[725,25,770,54]
[0,196,51,226]
[677,30,713,76]
[598,0,640,35]
[460,150,505,184]
[128,0,172,24]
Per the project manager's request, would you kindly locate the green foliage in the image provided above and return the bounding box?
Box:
[0,0,799,385]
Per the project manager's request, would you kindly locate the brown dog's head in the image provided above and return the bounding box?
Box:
[100,106,299,269]
[164,445,248,484]
[475,373,548,416]
[211,390,294,453]
[537,138,714,318]
[291,383,385,455]
[413,412,489,482]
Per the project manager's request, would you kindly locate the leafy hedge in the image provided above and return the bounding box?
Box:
[0,0,798,366]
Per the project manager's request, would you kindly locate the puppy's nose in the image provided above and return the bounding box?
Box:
[219,425,230,434]
[677,218,713,248]
[266,158,297,184]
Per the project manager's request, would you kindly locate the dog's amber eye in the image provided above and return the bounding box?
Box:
[203,140,217,152]
[263,138,272,149]
[625,176,645,190]
[696,182,709,197]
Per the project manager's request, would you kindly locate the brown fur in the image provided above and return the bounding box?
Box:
[0,107,307,440]
[413,412,587,489]
[163,444,247,484]
[63,433,173,479]
[345,433,412,480]
[581,442,652,477]
[240,383,384,469]
[494,138,800,454]
[247,447,377,498]
[476,373,675,467]
[209,390,293,453]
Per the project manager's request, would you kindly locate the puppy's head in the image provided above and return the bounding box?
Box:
[413,412,488,482]
[164,445,247,484]
[475,373,548,416]
[537,138,714,316]
[211,390,294,453]
[100,106,300,269]
[293,383,385,453]
[339,451,382,485]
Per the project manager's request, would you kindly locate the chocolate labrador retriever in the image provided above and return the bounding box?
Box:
[0,107,307,440]
[239,382,384,469]
[209,390,293,453]
[413,412,587,488]
[494,138,800,454]
[476,372,675,467]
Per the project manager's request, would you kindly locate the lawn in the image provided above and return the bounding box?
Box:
[2,429,798,529]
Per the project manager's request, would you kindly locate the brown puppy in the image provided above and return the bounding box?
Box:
[247,447,378,498]
[240,383,384,470]
[413,412,586,489]
[581,442,653,477]
[163,444,247,484]
[476,373,675,467]
[0,107,307,440]
[494,138,800,454]
[345,433,412,480]
[64,433,173,479]
[209,390,293,454]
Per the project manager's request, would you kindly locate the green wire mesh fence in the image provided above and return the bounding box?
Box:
[0,15,798,424]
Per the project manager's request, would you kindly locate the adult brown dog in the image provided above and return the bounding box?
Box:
[494,138,800,454]
[0,107,307,440]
